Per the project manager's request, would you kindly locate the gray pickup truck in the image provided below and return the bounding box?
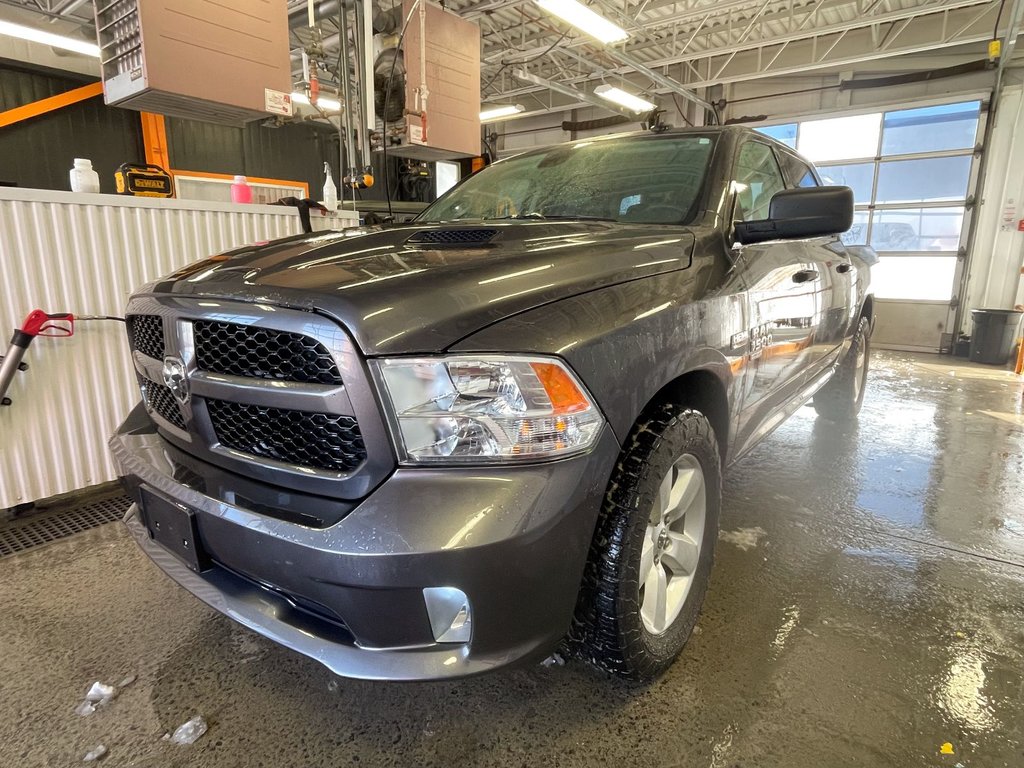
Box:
[111,125,874,682]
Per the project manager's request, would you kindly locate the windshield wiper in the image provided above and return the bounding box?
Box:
[485,213,616,222]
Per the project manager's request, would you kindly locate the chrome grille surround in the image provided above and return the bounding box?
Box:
[123,296,393,499]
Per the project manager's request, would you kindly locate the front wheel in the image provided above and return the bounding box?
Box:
[813,316,871,422]
[571,405,721,681]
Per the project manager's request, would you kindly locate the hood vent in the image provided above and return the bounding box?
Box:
[406,228,498,247]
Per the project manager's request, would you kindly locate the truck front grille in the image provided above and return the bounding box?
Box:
[128,315,164,360]
[125,297,387,495]
[207,399,366,472]
[143,379,185,430]
[194,320,343,384]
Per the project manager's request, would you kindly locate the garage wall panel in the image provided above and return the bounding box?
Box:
[0,189,357,509]
[963,85,1024,327]
[0,66,144,193]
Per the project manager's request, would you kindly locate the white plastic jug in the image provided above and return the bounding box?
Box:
[69,158,100,194]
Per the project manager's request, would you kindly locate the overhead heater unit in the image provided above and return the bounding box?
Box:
[95,0,292,125]
[375,1,481,160]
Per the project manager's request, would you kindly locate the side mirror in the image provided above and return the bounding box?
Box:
[734,186,854,245]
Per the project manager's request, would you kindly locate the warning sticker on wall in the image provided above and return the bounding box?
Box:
[1001,197,1017,231]
[265,89,293,117]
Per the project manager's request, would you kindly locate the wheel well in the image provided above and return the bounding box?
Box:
[642,369,730,466]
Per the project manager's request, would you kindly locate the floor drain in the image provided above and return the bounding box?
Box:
[0,495,132,557]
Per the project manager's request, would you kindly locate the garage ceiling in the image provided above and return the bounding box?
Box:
[1,0,1019,116]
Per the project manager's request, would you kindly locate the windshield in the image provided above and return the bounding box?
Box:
[418,134,717,225]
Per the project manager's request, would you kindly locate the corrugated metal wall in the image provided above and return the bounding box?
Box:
[0,189,356,510]
[0,65,144,194]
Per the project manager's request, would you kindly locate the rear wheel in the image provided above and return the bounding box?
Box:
[813,316,871,422]
[571,404,721,680]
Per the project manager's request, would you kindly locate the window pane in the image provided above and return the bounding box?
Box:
[818,163,874,204]
[871,255,958,300]
[881,101,980,156]
[734,142,786,221]
[875,156,971,204]
[776,151,817,187]
[756,124,797,148]
[840,210,870,246]
[797,113,881,162]
[871,207,964,252]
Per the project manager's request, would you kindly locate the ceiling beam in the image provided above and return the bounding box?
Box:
[488,0,1000,101]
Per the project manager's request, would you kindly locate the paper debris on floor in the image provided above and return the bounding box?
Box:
[83,744,106,762]
[84,682,116,703]
[719,526,767,551]
[170,715,208,745]
[76,681,119,715]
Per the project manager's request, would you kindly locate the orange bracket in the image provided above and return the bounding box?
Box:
[140,112,170,169]
[0,81,104,129]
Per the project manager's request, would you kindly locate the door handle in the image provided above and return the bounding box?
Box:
[792,269,819,283]
[835,262,852,274]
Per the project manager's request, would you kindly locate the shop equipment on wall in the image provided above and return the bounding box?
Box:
[94,0,292,125]
[375,1,481,160]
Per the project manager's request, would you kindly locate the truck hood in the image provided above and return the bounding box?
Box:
[146,221,696,354]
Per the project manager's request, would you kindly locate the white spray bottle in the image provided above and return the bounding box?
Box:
[322,162,339,212]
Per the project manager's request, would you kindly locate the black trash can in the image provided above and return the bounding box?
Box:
[969,309,1023,365]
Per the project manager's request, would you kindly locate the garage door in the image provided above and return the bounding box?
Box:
[758,99,985,351]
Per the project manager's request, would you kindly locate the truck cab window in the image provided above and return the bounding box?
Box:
[778,151,820,188]
[733,142,787,222]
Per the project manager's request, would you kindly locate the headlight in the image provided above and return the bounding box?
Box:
[375,355,603,463]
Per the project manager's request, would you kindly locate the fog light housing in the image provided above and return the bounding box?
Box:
[423,587,472,643]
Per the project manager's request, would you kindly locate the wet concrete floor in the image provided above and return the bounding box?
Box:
[1,351,1022,767]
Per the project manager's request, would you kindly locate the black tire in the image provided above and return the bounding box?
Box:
[570,404,721,681]
[813,316,871,422]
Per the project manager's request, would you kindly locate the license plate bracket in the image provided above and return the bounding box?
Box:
[138,489,210,573]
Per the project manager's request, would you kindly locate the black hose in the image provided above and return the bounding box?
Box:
[560,114,631,132]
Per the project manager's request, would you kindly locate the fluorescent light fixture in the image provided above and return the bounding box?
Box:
[0,20,99,57]
[594,84,655,113]
[479,104,525,122]
[535,0,628,44]
[291,92,342,112]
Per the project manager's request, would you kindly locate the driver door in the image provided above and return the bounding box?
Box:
[732,140,824,454]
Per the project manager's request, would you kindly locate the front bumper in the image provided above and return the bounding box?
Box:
[111,404,619,680]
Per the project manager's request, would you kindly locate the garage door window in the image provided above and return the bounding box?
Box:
[757,99,981,301]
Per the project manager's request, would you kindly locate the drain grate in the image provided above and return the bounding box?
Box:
[0,495,132,557]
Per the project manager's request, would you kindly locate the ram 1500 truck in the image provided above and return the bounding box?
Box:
[110,126,875,681]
